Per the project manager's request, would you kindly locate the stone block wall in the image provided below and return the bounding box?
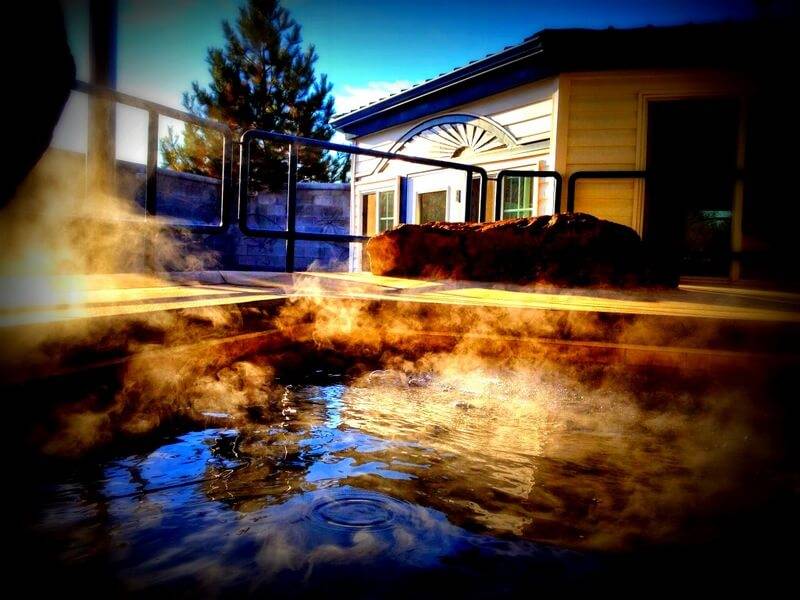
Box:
[244,182,351,270]
[120,161,350,271]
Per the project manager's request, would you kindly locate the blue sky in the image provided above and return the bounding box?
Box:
[58,0,759,159]
[64,0,759,113]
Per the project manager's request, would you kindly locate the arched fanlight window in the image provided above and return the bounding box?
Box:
[372,114,519,175]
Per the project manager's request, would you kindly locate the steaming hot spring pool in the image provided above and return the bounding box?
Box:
[18,332,796,597]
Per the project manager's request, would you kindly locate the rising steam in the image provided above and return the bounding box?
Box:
[1,146,787,557]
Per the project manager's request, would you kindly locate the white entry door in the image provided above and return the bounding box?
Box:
[406,169,467,223]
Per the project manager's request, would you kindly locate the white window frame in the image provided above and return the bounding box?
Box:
[356,177,401,234]
[415,187,451,224]
[376,189,397,233]
[500,166,539,219]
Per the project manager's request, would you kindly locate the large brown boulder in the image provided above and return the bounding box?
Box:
[365,213,675,287]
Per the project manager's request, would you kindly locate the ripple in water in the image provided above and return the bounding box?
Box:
[312,491,398,530]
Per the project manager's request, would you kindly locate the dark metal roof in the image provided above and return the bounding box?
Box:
[331,20,769,137]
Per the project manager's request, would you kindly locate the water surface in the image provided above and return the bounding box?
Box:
[28,364,794,596]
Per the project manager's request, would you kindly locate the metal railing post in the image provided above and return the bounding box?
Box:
[145,111,158,218]
[463,167,473,223]
[238,138,251,227]
[144,110,159,271]
[478,172,488,223]
[285,142,299,273]
[552,173,563,214]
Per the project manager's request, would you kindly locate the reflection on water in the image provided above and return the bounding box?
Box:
[31,364,792,595]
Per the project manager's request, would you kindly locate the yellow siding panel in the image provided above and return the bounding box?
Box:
[573,195,633,227]
[569,129,637,147]
[566,146,637,165]
[570,75,703,97]
[569,113,639,130]
[573,180,635,199]
[567,163,634,172]
[570,97,638,114]
[565,76,642,227]
[574,192,634,207]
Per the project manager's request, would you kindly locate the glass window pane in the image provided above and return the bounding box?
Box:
[521,178,533,211]
[418,190,447,223]
[506,178,518,212]
[502,175,536,219]
[377,190,395,233]
[379,190,392,217]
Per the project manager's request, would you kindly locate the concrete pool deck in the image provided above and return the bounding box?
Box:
[2,270,800,327]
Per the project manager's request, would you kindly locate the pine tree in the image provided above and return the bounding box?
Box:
[160,0,338,191]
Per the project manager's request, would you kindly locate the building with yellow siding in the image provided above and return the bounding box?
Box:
[332,21,793,285]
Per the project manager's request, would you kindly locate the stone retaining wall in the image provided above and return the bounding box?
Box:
[117,160,351,270]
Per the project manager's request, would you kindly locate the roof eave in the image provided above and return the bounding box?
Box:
[332,21,766,137]
[330,36,545,132]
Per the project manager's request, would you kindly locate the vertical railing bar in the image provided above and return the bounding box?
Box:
[479,172,488,223]
[285,142,298,273]
[220,134,233,227]
[238,138,251,227]
[463,168,473,223]
[553,174,563,214]
[144,110,159,271]
[567,174,577,214]
[494,177,503,221]
[145,110,158,218]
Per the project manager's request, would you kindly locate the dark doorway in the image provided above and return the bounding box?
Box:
[361,192,376,236]
[645,98,739,277]
[469,176,482,222]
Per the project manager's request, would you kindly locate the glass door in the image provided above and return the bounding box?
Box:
[417,190,447,223]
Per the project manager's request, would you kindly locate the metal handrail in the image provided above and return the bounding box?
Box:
[70,83,756,276]
[494,169,563,219]
[74,80,233,233]
[238,129,489,271]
